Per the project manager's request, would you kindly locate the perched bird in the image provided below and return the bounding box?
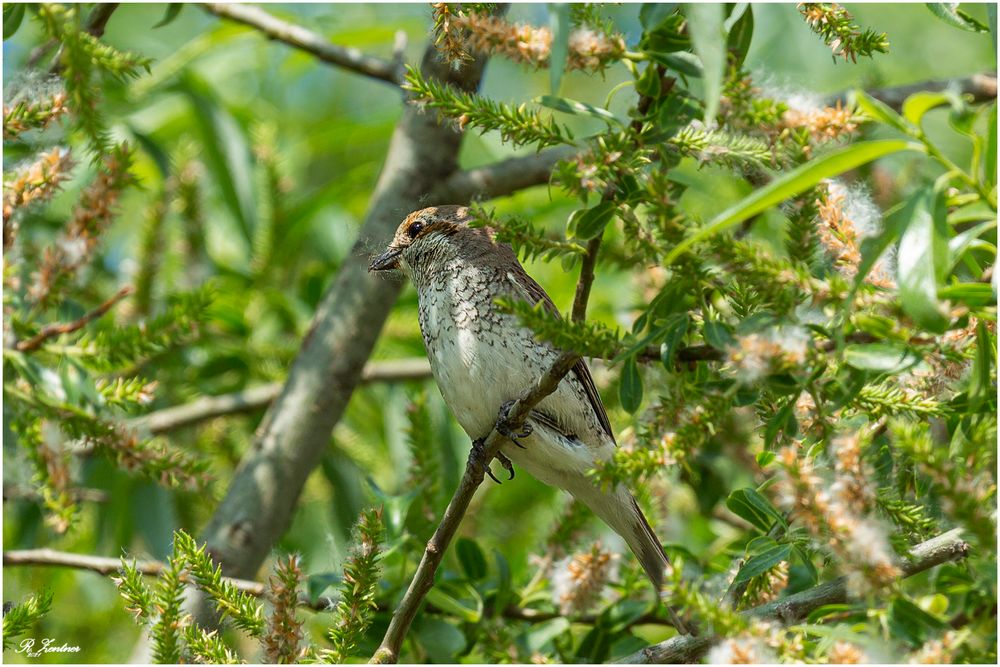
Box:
[370,205,688,632]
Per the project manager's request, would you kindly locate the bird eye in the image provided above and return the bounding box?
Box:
[407,220,425,238]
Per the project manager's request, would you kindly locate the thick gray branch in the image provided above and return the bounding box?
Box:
[832,73,997,110]
[130,358,431,435]
[434,145,579,202]
[200,3,403,84]
[616,528,970,664]
[177,18,500,646]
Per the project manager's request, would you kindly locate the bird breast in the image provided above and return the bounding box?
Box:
[414,262,607,456]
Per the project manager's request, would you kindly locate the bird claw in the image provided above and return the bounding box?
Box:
[470,438,516,484]
[496,450,515,480]
[496,400,532,448]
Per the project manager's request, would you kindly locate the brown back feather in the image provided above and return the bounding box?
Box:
[505,263,616,443]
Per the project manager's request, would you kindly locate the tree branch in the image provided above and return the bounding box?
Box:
[199,3,403,85]
[832,73,997,110]
[15,286,133,352]
[1,546,672,626]
[616,528,971,664]
[161,12,508,659]
[130,358,432,435]
[433,145,579,202]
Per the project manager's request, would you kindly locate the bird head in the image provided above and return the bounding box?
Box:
[369,205,495,278]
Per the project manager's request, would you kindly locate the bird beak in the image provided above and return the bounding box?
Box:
[369,246,402,272]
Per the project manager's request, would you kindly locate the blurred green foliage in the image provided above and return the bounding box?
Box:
[2,2,996,663]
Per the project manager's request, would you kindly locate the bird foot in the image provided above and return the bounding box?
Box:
[495,400,532,448]
[470,438,516,484]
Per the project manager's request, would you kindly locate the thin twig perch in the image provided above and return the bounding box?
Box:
[200,2,403,84]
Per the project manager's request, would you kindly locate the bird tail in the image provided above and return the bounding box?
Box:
[581,484,693,635]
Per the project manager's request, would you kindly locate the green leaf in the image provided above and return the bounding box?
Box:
[574,200,617,240]
[965,321,993,411]
[756,450,776,468]
[734,543,791,585]
[947,219,996,273]
[576,623,612,663]
[685,3,726,122]
[844,343,922,374]
[178,72,257,244]
[413,617,467,663]
[619,356,643,413]
[889,596,948,646]
[665,140,916,264]
[3,4,26,39]
[725,4,754,67]
[897,187,951,333]
[639,9,689,54]
[492,549,512,614]
[536,95,619,124]
[985,103,997,185]
[455,537,488,581]
[525,617,571,653]
[659,314,689,369]
[989,4,998,49]
[306,572,342,604]
[765,399,797,446]
[153,4,184,28]
[425,582,482,623]
[549,3,570,94]
[645,50,703,77]
[703,320,735,350]
[969,321,995,412]
[926,3,990,31]
[901,91,952,126]
[639,3,677,31]
[726,487,784,532]
[937,282,996,306]
[855,90,915,135]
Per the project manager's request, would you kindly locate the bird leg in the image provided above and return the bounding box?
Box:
[495,399,532,448]
[470,437,515,484]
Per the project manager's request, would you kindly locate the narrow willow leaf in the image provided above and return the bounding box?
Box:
[726,4,754,68]
[926,3,990,32]
[425,583,482,623]
[179,72,256,243]
[733,543,791,585]
[574,201,617,240]
[3,4,26,39]
[901,91,952,126]
[948,219,997,273]
[897,187,951,333]
[855,90,915,136]
[619,356,643,413]
[686,3,725,122]
[455,537,488,581]
[659,314,689,369]
[986,103,997,185]
[549,3,570,94]
[153,4,184,28]
[726,488,784,532]
[764,399,797,446]
[844,343,922,374]
[536,95,620,124]
[665,140,917,265]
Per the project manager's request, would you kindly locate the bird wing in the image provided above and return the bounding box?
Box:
[505,266,616,443]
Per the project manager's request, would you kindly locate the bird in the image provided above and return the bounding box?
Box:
[370,204,689,633]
